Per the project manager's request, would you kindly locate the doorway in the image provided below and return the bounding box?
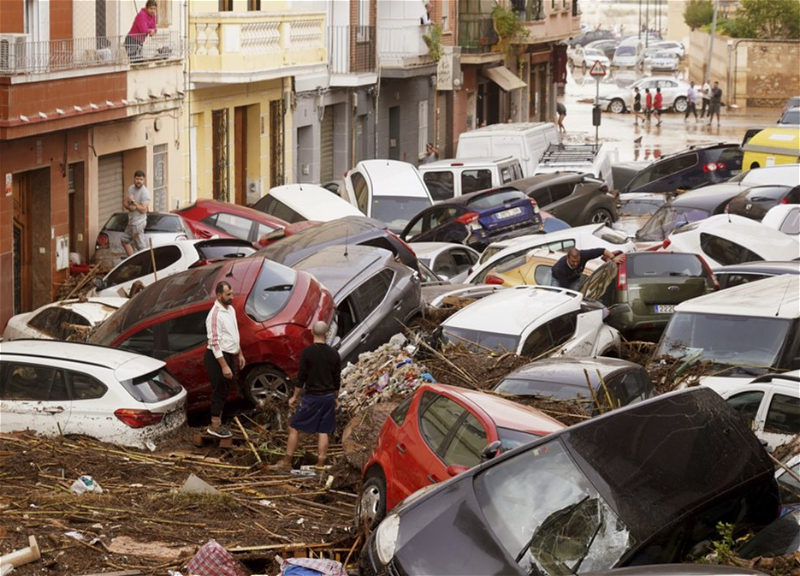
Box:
[234,106,248,205]
[13,168,51,313]
[388,106,400,160]
[68,163,86,263]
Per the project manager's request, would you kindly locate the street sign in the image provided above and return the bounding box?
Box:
[589,60,606,77]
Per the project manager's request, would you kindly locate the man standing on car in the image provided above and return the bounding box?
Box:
[204,281,246,439]
[551,248,625,291]
[274,321,341,471]
[121,170,151,256]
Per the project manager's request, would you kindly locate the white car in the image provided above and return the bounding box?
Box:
[89,238,255,298]
[612,192,667,238]
[648,51,680,72]
[652,40,685,60]
[711,371,800,451]
[252,183,364,223]
[0,340,187,448]
[439,285,621,358]
[580,48,611,70]
[2,297,127,341]
[93,212,195,268]
[409,242,480,283]
[600,77,691,114]
[467,224,635,284]
[659,214,800,267]
[762,203,800,235]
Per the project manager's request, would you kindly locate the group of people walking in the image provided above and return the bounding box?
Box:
[632,80,723,128]
[632,86,664,126]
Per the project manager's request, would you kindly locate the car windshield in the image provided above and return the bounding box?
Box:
[479,245,505,265]
[636,206,710,241]
[496,377,590,401]
[585,50,603,57]
[654,52,672,59]
[616,46,635,56]
[475,438,632,576]
[629,253,704,278]
[655,311,791,370]
[371,196,432,233]
[780,110,800,124]
[121,369,183,403]
[441,326,519,354]
[618,197,665,216]
[245,261,297,322]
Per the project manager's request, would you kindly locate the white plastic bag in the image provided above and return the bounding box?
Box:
[70,475,103,495]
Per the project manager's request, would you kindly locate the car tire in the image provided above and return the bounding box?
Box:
[588,208,614,226]
[673,96,688,113]
[357,471,387,532]
[609,99,626,114]
[243,365,290,407]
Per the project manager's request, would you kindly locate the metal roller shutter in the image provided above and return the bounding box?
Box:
[320,110,334,183]
[97,153,123,229]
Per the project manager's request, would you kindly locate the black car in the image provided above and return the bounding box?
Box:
[360,387,779,576]
[508,173,618,226]
[621,143,743,194]
[712,260,800,289]
[585,39,619,59]
[494,357,655,416]
[568,29,616,47]
[254,216,419,271]
[400,188,543,251]
[726,184,800,221]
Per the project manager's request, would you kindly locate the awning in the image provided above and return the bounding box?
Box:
[483,66,527,91]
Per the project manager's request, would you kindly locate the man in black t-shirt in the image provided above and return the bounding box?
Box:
[274,321,341,470]
[551,247,625,291]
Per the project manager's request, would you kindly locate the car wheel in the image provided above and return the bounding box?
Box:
[609,99,626,114]
[673,96,688,113]
[243,365,290,406]
[357,471,387,532]
[588,208,614,226]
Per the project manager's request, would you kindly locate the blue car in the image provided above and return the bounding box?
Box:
[400,187,543,250]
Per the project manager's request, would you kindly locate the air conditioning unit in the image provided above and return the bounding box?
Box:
[0,33,29,74]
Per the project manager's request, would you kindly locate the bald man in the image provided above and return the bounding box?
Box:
[551,247,625,291]
[274,321,341,470]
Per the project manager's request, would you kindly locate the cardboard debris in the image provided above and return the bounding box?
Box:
[106,537,195,562]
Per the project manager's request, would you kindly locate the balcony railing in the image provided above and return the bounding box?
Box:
[0,31,184,75]
[329,25,375,75]
[458,16,498,54]
[378,24,433,67]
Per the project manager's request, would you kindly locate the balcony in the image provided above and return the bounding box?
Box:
[378,24,436,71]
[0,32,184,76]
[189,12,327,85]
[329,25,376,86]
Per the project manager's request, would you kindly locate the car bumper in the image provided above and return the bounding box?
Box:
[359,532,390,576]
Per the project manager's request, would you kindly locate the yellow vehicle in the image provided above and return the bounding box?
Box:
[482,249,600,288]
[742,126,800,171]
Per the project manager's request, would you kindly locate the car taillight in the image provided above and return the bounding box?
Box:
[114,409,164,428]
[485,274,504,285]
[599,183,609,193]
[781,196,790,204]
[697,255,720,290]
[386,230,417,257]
[96,233,108,247]
[616,258,627,290]
[456,212,480,225]
[703,162,725,172]
[661,238,672,249]
[189,259,212,268]
[529,198,540,214]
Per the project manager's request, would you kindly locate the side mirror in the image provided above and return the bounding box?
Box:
[93,277,105,290]
[331,336,342,349]
[446,465,469,477]
[480,440,502,462]
[608,303,632,316]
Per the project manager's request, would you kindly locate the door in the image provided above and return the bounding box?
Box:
[340,270,394,363]
[98,153,124,231]
[388,106,400,161]
[213,109,230,201]
[12,175,30,314]
[0,361,71,437]
[320,110,335,183]
[234,106,247,205]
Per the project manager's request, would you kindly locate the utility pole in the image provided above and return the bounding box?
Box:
[645,0,649,48]
[705,0,721,83]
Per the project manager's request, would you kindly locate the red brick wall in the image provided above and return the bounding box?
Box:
[50,0,73,41]
[0,0,25,34]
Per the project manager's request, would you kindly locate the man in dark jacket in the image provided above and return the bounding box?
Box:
[551,247,625,290]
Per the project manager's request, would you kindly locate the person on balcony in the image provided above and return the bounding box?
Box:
[126,0,158,62]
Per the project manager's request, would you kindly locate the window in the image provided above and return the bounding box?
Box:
[351,172,369,215]
[433,252,458,278]
[245,261,298,322]
[27,308,91,340]
[501,167,512,183]
[390,394,415,426]
[700,233,763,266]
[441,0,450,31]
[419,393,465,453]
[219,0,233,11]
[726,391,764,426]
[120,310,208,360]
[105,245,182,288]
[548,183,573,203]
[70,372,108,400]
[153,144,167,212]
[548,312,577,345]
[779,207,800,235]
[534,264,553,286]
[212,213,254,241]
[582,262,615,301]
[353,270,393,319]
[122,369,183,403]
[606,370,649,408]
[765,393,800,435]
[520,312,577,358]
[419,101,429,158]
[1,364,69,401]
[450,248,478,272]
[265,198,303,223]
[423,171,455,201]
[461,170,493,195]
[248,0,261,10]
[628,253,704,278]
[442,412,486,468]
[716,272,766,290]
[157,0,171,27]
[196,243,253,262]
[357,0,371,41]
[521,325,551,358]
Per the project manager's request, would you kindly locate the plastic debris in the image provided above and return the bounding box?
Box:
[69,476,102,495]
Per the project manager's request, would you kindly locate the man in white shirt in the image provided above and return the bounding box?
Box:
[204,281,246,438]
[700,80,711,119]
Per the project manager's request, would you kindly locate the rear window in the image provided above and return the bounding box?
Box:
[121,369,183,403]
[423,172,455,202]
[636,206,710,241]
[245,261,297,322]
[196,243,255,262]
[745,185,792,202]
[468,190,527,210]
[700,233,763,266]
[101,213,130,232]
[629,253,704,278]
[371,196,432,233]
[441,326,519,354]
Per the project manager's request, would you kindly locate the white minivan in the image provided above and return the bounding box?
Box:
[612,38,644,68]
[417,156,524,201]
[456,122,561,177]
[339,159,433,234]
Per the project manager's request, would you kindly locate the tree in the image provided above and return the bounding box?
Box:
[683,0,714,30]
[734,0,800,39]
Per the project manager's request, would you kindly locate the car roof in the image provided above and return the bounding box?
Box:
[672,214,799,254]
[418,157,517,169]
[509,172,584,190]
[291,245,393,296]
[353,160,429,198]
[506,356,639,384]
[712,260,800,275]
[35,297,129,321]
[443,286,581,335]
[675,273,800,319]
[488,223,614,253]
[266,184,364,219]
[185,199,290,225]
[458,122,554,135]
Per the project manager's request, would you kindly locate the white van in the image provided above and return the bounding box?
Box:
[417,157,524,201]
[253,184,364,222]
[612,38,644,69]
[456,122,561,178]
[340,159,433,233]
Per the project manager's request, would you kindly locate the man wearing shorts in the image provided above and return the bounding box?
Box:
[275,321,341,470]
[121,170,151,256]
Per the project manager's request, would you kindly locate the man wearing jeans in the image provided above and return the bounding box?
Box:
[121,170,151,256]
[551,248,625,291]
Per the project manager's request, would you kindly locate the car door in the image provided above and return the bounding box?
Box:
[448,247,479,283]
[339,270,395,363]
[726,389,765,433]
[759,389,800,451]
[103,245,185,297]
[543,182,576,220]
[0,361,72,436]
[431,250,458,280]
[61,370,112,438]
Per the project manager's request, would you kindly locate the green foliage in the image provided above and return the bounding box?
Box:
[423,24,444,62]
[684,0,714,30]
[733,0,800,39]
[701,522,753,564]
[491,2,529,55]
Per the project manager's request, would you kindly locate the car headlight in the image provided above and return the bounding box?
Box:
[375,513,401,565]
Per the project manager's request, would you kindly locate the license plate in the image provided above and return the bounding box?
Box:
[654,305,675,314]
[496,207,522,220]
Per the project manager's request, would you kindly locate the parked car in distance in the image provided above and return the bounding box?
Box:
[481,248,600,288]
[417,157,524,201]
[568,29,616,47]
[778,107,800,126]
[585,39,618,60]
[89,257,335,413]
[781,96,800,116]
[658,214,800,267]
[762,203,800,235]
[601,77,690,114]
[713,260,800,289]
[621,143,743,194]
[291,246,421,365]
[0,340,187,448]
[581,251,719,340]
[255,216,419,272]
[494,357,655,416]
[400,187,543,250]
[612,38,644,69]
[251,184,364,223]
[714,371,800,451]
[93,212,194,268]
[2,297,128,342]
[339,159,433,233]
[358,382,565,528]
[726,184,800,221]
[90,239,255,298]
[652,40,685,60]
[648,51,680,72]
[568,45,610,69]
[409,242,479,283]
[508,172,618,226]
[439,285,621,358]
[613,192,667,238]
[359,387,780,576]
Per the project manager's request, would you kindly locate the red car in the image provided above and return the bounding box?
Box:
[175,199,318,247]
[89,256,334,413]
[358,383,565,529]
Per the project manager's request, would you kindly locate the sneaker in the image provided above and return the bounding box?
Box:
[207,426,233,438]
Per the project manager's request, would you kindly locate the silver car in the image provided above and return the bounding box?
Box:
[600,77,690,114]
[291,245,422,365]
[93,212,195,268]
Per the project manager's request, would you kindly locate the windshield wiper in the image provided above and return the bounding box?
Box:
[515,495,590,563]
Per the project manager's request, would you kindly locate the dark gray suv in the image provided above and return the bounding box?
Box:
[508,173,618,226]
